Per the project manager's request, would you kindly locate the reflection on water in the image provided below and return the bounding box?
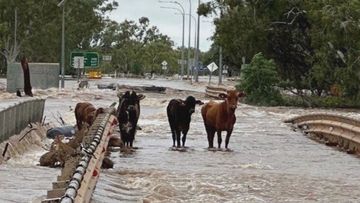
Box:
[0,78,360,202]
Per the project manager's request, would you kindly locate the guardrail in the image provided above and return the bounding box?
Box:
[42,110,117,203]
[0,99,45,143]
[205,86,228,98]
[285,113,360,154]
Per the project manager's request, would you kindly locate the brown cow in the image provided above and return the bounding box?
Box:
[75,102,104,130]
[201,90,245,149]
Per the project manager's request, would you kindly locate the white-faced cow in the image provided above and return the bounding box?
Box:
[167,96,203,148]
[201,90,245,149]
[117,91,145,148]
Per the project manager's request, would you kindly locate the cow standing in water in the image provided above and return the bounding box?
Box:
[117,91,145,148]
[167,96,203,148]
[201,90,245,149]
[75,102,104,130]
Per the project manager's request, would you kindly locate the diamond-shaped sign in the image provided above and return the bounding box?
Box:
[207,62,218,72]
[161,61,168,66]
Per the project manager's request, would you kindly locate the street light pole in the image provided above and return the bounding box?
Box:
[159,1,186,79]
[194,0,200,82]
[218,46,223,85]
[58,0,66,89]
[190,14,197,81]
[186,0,191,81]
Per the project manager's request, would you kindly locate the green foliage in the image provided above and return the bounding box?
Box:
[0,0,118,73]
[209,0,360,107]
[198,2,212,17]
[0,1,179,76]
[237,53,282,106]
[98,18,178,75]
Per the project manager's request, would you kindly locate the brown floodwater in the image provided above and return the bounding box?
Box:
[0,78,359,203]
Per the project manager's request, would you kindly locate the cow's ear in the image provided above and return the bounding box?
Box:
[117,92,123,98]
[137,94,146,100]
[96,108,105,115]
[196,100,204,105]
[218,93,227,99]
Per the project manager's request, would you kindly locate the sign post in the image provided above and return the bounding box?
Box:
[70,52,99,68]
[161,60,168,75]
[207,62,219,85]
[73,56,84,81]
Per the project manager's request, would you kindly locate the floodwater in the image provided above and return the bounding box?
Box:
[0,78,360,203]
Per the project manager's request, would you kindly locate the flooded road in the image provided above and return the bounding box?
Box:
[0,78,360,202]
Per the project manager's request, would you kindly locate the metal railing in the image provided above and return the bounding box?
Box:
[42,110,117,202]
[0,99,45,142]
[285,113,360,154]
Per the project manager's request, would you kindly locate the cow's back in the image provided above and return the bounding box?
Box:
[167,99,181,118]
[75,102,97,128]
[201,101,220,128]
[75,103,91,121]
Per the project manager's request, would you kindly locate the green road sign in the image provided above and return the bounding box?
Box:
[70,51,99,68]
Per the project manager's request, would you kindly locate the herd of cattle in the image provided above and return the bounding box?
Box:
[74,89,245,150]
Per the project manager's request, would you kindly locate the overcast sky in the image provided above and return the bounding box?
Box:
[108,0,215,51]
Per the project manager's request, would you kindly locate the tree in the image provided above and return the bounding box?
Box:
[97,18,178,75]
[0,0,118,74]
[238,53,282,105]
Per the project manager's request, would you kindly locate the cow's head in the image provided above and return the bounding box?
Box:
[87,107,105,125]
[184,96,204,114]
[118,91,145,112]
[219,90,246,113]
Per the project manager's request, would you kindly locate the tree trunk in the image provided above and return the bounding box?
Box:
[20,56,33,97]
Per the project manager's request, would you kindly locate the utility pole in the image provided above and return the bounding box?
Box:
[14,8,17,55]
[159,1,186,80]
[194,0,200,82]
[186,0,192,81]
[180,9,185,79]
[218,46,223,85]
[58,0,66,89]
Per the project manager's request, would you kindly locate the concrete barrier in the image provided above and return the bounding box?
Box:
[285,113,360,155]
[0,99,45,143]
[7,63,59,92]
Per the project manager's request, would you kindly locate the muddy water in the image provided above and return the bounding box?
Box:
[91,101,360,203]
[0,78,360,202]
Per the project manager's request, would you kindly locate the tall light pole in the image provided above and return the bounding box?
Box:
[194,0,200,82]
[159,1,186,79]
[176,13,197,82]
[218,46,223,85]
[190,14,197,81]
[185,0,192,81]
[160,5,185,79]
[58,0,66,89]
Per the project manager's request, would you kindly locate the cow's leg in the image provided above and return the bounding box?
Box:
[182,129,189,147]
[225,129,233,149]
[175,129,181,148]
[217,130,222,148]
[168,116,176,147]
[205,125,215,148]
[171,130,176,147]
[77,121,82,130]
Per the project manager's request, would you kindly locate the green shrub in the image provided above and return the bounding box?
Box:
[237,53,282,106]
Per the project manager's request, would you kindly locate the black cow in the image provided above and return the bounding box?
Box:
[117,91,145,148]
[167,96,203,148]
